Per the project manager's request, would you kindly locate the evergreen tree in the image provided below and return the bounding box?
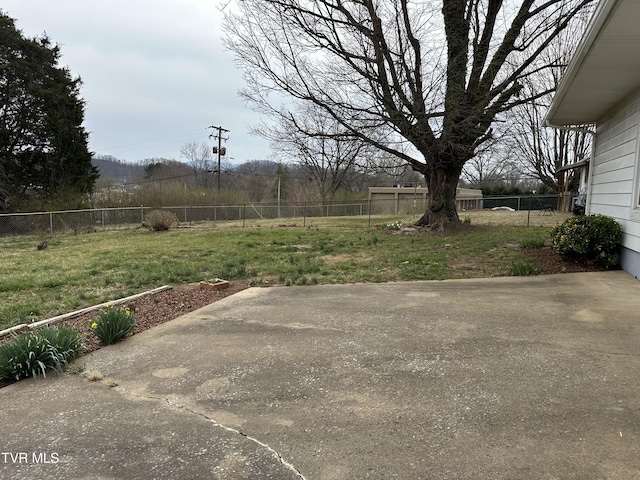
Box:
[0,11,97,210]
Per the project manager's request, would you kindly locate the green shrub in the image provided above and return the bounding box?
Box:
[0,327,83,382]
[550,214,622,268]
[144,209,178,231]
[91,305,136,345]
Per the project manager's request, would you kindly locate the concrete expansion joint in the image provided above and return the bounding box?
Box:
[107,382,307,480]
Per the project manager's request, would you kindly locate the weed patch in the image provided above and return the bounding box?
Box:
[510,261,543,276]
[520,238,546,248]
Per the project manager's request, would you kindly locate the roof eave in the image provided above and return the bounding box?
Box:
[545,0,619,128]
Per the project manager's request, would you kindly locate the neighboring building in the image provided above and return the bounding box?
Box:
[368,186,483,214]
[546,0,640,278]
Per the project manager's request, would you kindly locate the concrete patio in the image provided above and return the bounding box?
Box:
[2,271,640,479]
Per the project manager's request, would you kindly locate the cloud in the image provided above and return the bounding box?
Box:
[3,0,271,163]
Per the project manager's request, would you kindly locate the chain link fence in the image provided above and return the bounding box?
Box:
[0,195,570,237]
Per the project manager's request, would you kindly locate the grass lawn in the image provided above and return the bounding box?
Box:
[0,221,552,330]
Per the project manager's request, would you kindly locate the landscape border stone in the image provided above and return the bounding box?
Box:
[0,285,173,339]
[199,278,230,290]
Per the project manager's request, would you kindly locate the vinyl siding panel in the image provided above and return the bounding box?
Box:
[590,179,634,195]
[596,103,639,144]
[590,203,631,219]
[621,221,640,252]
[597,124,638,153]
[591,89,640,262]
[592,144,636,171]
[591,163,634,185]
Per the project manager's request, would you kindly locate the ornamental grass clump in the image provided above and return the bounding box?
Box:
[144,209,178,231]
[550,214,622,268]
[0,327,83,382]
[91,305,136,345]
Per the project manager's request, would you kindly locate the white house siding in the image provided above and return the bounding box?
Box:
[589,88,640,277]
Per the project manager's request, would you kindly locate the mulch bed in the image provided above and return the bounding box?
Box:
[0,281,247,389]
[523,246,614,274]
[59,282,249,355]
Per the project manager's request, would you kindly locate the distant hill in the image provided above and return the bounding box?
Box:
[92,155,143,183]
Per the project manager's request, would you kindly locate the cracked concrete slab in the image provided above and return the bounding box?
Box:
[1,374,304,480]
[2,271,640,479]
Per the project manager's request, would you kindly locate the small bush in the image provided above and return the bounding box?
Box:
[91,305,136,345]
[144,209,178,231]
[550,214,622,268]
[0,327,83,382]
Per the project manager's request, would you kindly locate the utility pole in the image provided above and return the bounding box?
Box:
[208,125,229,192]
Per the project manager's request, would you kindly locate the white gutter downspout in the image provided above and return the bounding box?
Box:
[544,120,596,215]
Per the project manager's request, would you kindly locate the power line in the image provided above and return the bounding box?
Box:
[92,128,211,160]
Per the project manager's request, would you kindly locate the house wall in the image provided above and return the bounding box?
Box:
[590,88,640,278]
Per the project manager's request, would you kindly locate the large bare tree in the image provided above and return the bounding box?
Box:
[224,0,595,228]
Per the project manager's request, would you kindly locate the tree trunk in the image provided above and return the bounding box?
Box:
[415,164,462,230]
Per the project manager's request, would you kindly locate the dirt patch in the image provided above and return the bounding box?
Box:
[523,246,614,274]
[322,253,374,265]
[64,281,248,354]
[385,223,489,236]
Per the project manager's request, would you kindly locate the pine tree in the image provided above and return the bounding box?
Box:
[0,11,97,210]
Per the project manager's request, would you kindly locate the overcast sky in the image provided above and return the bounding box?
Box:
[3,0,272,164]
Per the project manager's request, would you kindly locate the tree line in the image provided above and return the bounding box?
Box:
[1,3,596,217]
[92,153,425,208]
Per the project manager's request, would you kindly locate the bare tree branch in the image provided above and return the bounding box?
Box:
[224,0,596,227]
